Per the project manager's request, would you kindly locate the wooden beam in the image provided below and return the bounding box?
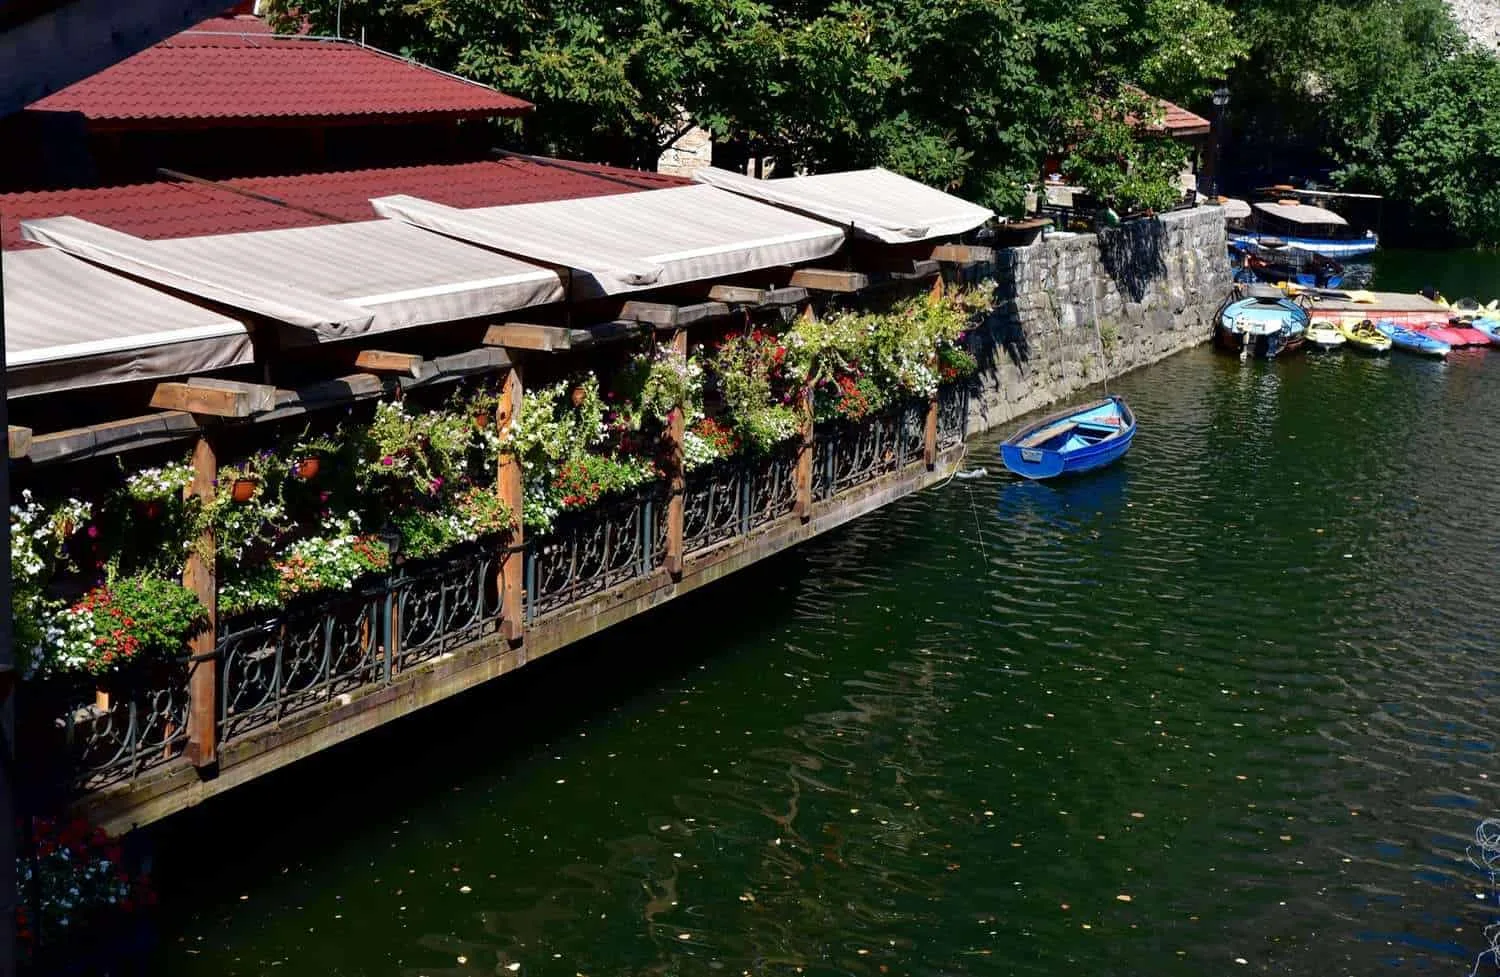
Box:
[151,378,276,418]
[8,426,32,460]
[352,350,430,378]
[616,300,729,328]
[486,321,648,352]
[496,367,525,644]
[29,412,199,465]
[929,243,995,265]
[923,397,939,470]
[485,323,574,352]
[428,347,510,379]
[794,301,816,520]
[704,284,809,308]
[184,432,218,770]
[886,259,942,280]
[788,268,870,293]
[664,329,688,579]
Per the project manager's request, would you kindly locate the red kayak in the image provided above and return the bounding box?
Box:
[1414,322,1471,347]
[1447,322,1499,346]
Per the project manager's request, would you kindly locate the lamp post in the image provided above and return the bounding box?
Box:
[1208,86,1231,198]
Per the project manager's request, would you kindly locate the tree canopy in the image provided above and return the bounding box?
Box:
[271,0,1500,243]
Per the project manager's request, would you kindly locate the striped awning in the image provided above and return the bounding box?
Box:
[4,249,253,398]
[691,167,993,244]
[371,184,846,297]
[19,217,565,340]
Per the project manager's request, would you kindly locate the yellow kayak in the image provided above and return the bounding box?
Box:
[1336,319,1393,353]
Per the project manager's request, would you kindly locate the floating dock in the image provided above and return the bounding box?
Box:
[1307,290,1449,326]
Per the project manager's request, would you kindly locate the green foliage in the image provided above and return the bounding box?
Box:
[268,0,1238,219]
[1062,87,1190,215]
[41,576,205,678]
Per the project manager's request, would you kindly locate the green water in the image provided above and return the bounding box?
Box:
[150,254,1500,976]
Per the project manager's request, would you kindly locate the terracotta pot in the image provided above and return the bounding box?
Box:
[58,519,76,537]
[570,386,587,408]
[473,412,491,430]
[94,687,112,713]
[231,477,259,504]
[293,457,321,480]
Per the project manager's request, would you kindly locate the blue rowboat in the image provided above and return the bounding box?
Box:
[1000,395,1136,480]
[1373,320,1450,358]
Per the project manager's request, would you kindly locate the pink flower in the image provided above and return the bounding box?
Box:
[86,525,99,538]
[381,455,395,466]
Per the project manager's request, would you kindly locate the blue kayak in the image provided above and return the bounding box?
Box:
[1473,317,1500,344]
[1373,320,1449,358]
[1000,395,1136,480]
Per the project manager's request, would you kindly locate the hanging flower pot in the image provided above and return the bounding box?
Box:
[135,499,164,521]
[231,477,259,504]
[293,457,321,481]
[473,411,491,430]
[570,385,588,408]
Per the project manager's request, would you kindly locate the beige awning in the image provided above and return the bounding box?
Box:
[4,249,253,398]
[371,184,846,297]
[692,166,993,243]
[21,217,375,337]
[1253,201,1348,226]
[19,217,565,340]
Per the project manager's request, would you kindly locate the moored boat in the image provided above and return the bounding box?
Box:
[1443,322,1496,346]
[1215,295,1310,359]
[1412,321,1470,347]
[1472,317,1500,344]
[1374,320,1449,357]
[1000,396,1136,481]
[1306,321,1346,350]
[1227,199,1379,259]
[1334,319,1392,353]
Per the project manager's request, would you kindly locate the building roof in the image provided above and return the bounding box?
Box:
[1124,87,1212,138]
[26,26,531,127]
[0,158,687,250]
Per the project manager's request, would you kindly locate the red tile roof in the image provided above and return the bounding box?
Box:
[27,30,531,126]
[1,158,688,250]
[1125,88,1211,137]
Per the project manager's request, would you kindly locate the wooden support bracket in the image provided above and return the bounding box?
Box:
[616,300,729,328]
[928,243,996,265]
[8,426,32,460]
[151,378,276,417]
[788,268,870,293]
[704,284,809,308]
[485,323,573,352]
[353,349,431,378]
[923,397,939,470]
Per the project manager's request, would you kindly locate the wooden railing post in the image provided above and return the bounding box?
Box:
[184,431,218,770]
[496,364,526,644]
[794,301,816,520]
[924,273,944,470]
[664,328,688,579]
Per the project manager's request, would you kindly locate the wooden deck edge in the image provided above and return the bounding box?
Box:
[78,446,965,833]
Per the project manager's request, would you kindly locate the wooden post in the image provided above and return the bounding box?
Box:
[183,432,218,770]
[664,328,688,579]
[793,302,816,521]
[496,365,525,644]
[924,275,944,470]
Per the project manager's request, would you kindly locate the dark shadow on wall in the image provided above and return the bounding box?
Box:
[1098,219,1168,303]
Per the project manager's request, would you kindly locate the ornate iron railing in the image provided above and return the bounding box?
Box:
[392,540,506,672]
[525,487,663,621]
[682,442,799,555]
[938,384,969,448]
[38,668,192,790]
[813,400,926,502]
[217,587,384,743]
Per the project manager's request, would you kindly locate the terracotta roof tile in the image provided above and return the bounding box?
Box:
[1,159,688,250]
[28,31,531,125]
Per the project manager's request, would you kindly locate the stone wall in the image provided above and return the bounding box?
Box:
[966,205,1230,434]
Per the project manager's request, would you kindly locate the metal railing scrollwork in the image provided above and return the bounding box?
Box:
[524,488,661,621]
